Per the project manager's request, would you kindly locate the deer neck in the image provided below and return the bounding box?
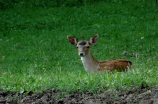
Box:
[81,50,100,73]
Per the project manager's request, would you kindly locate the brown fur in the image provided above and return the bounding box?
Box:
[99,59,132,72]
[91,51,132,72]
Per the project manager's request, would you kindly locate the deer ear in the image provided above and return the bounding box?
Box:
[90,34,99,45]
[67,36,77,46]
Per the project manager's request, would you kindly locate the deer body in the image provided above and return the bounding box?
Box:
[67,35,132,73]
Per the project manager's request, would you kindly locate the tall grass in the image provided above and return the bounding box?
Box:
[0,0,158,93]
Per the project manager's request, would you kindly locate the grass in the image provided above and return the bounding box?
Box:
[0,0,158,94]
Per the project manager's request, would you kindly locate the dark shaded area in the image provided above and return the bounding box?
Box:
[0,87,157,104]
[78,40,87,45]
[0,0,106,10]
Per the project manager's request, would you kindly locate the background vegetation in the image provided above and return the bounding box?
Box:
[0,0,158,94]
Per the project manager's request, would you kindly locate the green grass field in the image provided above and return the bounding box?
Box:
[0,0,158,94]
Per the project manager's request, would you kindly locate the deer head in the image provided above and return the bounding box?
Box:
[67,35,98,57]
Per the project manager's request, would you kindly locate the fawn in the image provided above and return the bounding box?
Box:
[67,35,132,73]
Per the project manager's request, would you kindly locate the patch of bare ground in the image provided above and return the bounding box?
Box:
[0,87,158,104]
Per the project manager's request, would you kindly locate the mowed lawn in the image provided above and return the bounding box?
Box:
[0,0,158,93]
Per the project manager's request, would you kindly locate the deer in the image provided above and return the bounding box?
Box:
[67,34,132,73]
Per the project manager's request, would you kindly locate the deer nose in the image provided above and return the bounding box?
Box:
[79,52,85,56]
